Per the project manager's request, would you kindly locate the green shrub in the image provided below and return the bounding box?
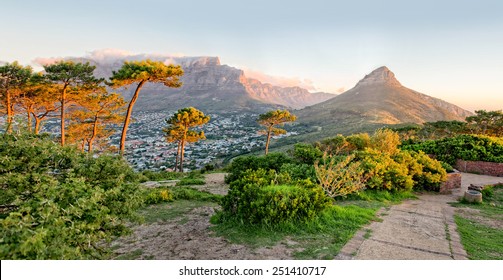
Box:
[370,129,401,155]
[412,151,447,191]
[290,143,323,164]
[224,152,292,183]
[345,133,371,151]
[249,184,331,224]
[0,134,143,259]
[481,186,494,198]
[314,153,366,198]
[143,188,174,205]
[200,164,215,173]
[170,187,222,202]
[315,135,348,154]
[280,163,316,181]
[221,169,329,224]
[401,134,503,165]
[440,161,454,173]
[357,148,414,191]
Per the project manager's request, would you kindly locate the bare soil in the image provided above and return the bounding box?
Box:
[111,173,294,260]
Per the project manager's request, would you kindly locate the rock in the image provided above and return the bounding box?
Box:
[464,190,482,203]
[468,184,485,192]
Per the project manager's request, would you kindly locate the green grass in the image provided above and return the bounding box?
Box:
[139,187,222,223]
[139,200,218,224]
[454,216,503,259]
[211,204,379,259]
[170,187,222,202]
[343,189,417,203]
[176,178,206,186]
[452,184,503,260]
[114,249,143,260]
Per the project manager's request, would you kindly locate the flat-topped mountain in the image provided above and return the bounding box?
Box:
[65,54,334,113]
[297,66,473,134]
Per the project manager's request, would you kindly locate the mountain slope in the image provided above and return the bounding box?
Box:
[297,66,473,134]
[69,54,334,113]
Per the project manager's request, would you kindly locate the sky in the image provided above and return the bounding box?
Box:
[1,0,502,111]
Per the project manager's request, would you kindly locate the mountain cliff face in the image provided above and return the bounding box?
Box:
[298,66,473,133]
[72,55,334,113]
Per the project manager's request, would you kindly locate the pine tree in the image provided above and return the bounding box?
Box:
[109,60,183,155]
[257,109,296,155]
[0,62,32,133]
[164,107,210,172]
[43,61,101,145]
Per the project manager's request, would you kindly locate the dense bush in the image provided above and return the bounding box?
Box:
[0,134,143,259]
[224,152,292,183]
[370,129,400,155]
[170,187,222,202]
[280,163,317,182]
[140,170,183,182]
[314,153,366,198]
[221,169,330,224]
[356,148,447,192]
[394,150,447,191]
[357,148,414,191]
[249,184,331,224]
[290,143,323,164]
[401,134,503,165]
[143,188,174,205]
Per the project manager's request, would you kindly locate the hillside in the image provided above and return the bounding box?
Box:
[296,66,473,136]
[70,54,334,113]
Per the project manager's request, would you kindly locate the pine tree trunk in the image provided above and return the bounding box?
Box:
[6,91,12,134]
[175,142,181,172]
[60,84,68,146]
[265,126,272,155]
[26,109,32,133]
[34,116,41,135]
[179,138,185,173]
[120,80,145,155]
[88,116,99,153]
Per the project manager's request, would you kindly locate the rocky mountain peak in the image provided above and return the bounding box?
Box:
[355,66,401,87]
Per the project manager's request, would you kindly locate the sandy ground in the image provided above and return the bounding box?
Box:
[111,173,294,260]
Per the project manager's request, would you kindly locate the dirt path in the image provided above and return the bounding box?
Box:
[189,173,229,195]
[337,173,503,260]
[112,173,294,260]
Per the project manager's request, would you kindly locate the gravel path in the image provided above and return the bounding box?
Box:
[337,173,503,260]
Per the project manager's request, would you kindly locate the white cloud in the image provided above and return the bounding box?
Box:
[33,49,187,66]
[33,56,65,66]
[85,49,132,63]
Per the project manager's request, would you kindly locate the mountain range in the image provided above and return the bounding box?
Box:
[296,66,473,135]
[52,53,474,135]
[69,55,335,112]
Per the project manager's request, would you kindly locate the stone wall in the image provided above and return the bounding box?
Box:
[440,172,462,194]
[455,159,503,177]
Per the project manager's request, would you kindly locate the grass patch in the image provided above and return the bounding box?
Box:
[452,184,503,260]
[455,215,503,259]
[451,184,503,219]
[363,229,372,239]
[140,170,184,182]
[140,200,218,224]
[343,190,416,203]
[170,187,222,202]
[176,178,206,186]
[114,249,143,260]
[211,204,379,259]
